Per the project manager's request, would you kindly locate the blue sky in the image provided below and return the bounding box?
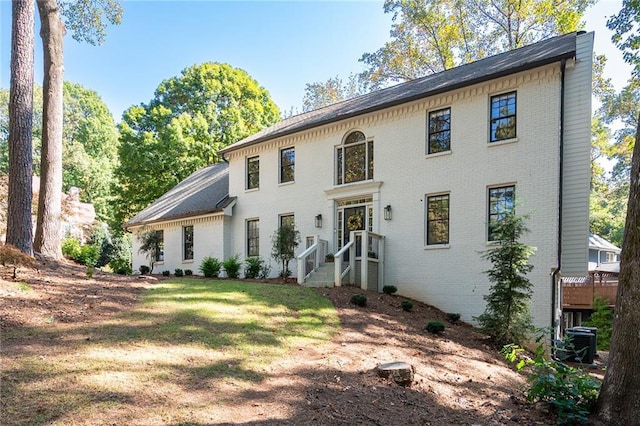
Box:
[0,0,633,122]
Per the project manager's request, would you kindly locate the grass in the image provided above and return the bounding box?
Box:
[1,279,339,425]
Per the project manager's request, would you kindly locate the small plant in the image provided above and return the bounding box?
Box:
[185,269,193,276]
[426,321,445,334]
[62,237,82,260]
[259,263,272,279]
[584,296,613,350]
[223,255,241,279]
[382,285,398,295]
[446,313,461,323]
[174,268,184,277]
[401,300,414,311]
[350,293,367,307]
[325,253,334,262]
[271,224,300,281]
[162,270,170,276]
[244,256,265,279]
[139,265,150,275]
[200,256,222,278]
[86,265,95,279]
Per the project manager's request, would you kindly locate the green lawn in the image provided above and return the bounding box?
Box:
[2,279,339,425]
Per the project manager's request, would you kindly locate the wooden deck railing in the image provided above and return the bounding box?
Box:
[562,272,618,309]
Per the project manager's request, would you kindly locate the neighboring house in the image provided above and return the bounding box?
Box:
[588,233,620,270]
[128,32,593,331]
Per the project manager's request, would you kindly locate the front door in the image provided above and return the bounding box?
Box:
[343,206,366,260]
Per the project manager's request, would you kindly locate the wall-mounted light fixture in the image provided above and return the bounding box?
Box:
[384,205,392,221]
[315,214,323,228]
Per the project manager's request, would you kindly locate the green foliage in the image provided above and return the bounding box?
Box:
[62,237,82,260]
[475,213,535,347]
[271,224,301,280]
[199,256,222,278]
[184,269,193,276]
[426,321,445,334]
[350,293,367,307]
[139,265,150,275]
[136,228,163,273]
[607,0,640,77]
[162,270,170,277]
[584,296,614,350]
[174,268,184,277]
[302,74,370,112]
[244,256,266,279]
[114,63,280,225]
[382,285,398,295]
[446,313,461,323]
[107,232,132,275]
[401,300,414,311]
[60,0,123,46]
[223,255,242,279]
[503,331,601,425]
[61,236,99,267]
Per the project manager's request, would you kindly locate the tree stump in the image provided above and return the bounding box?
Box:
[376,361,414,386]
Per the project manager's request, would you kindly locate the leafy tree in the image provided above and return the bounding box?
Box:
[475,213,536,347]
[136,228,163,274]
[359,0,593,88]
[271,224,300,281]
[115,62,280,224]
[302,73,370,112]
[607,0,640,78]
[6,0,35,256]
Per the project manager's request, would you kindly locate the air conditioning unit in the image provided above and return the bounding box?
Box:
[565,328,597,364]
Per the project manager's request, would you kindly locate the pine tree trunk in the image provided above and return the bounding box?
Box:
[34,0,65,260]
[594,114,640,424]
[6,0,35,256]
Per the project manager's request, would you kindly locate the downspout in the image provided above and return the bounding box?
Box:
[551,58,567,335]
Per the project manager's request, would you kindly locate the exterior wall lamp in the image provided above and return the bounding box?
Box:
[384,205,392,221]
[315,214,323,228]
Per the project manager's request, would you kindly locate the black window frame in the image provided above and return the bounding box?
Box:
[155,230,164,262]
[488,185,515,241]
[279,214,295,229]
[426,194,450,245]
[247,219,260,257]
[427,108,451,154]
[279,147,295,183]
[490,92,517,142]
[336,131,373,185]
[183,225,194,260]
[247,156,260,190]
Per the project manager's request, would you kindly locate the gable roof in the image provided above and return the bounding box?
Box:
[589,233,621,253]
[220,32,580,156]
[124,162,231,228]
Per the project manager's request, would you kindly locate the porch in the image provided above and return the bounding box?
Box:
[562,270,619,309]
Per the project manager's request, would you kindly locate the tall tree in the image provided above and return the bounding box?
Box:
[6,0,35,255]
[302,74,370,112]
[360,0,594,88]
[594,0,640,422]
[115,62,280,224]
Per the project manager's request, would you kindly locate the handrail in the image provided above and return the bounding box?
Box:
[334,240,353,257]
[334,240,354,287]
[297,242,319,261]
[296,237,328,285]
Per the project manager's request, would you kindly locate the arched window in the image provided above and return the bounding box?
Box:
[336,131,373,185]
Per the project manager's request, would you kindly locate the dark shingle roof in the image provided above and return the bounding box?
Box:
[220,32,579,155]
[124,163,231,228]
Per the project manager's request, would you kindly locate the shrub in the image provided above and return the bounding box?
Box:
[271,224,300,281]
[245,256,265,279]
[77,244,100,267]
[426,321,445,334]
[162,270,170,276]
[350,293,367,307]
[446,313,461,323]
[174,268,184,277]
[259,262,272,279]
[382,285,398,295]
[185,269,193,276]
[110,257,132,275]
[62,237,82,260]
[584,296,613,350]
[223,255,241,279]
[401,300,413,311]
[200,256,222,278]
[279,268,292,279]
[108,233,132,275]
[139,265,150,275]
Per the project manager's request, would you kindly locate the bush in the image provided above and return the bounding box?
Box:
[382,285,398,295]
[174,268,184,277]
[350,293,367,307]
[62,237,82,260]
[245,256,265,279]
[584,296,613,350]
[185,269,193,276]
[446,313,461,323]
[77,244,100,267]
[223,255,241,279]
[259,262,272,279]
[139,265,150,275]
[426,321,445,334]
[162,270,170,276]
[110,257,132,275]
[200,256,222,278]
[401,300,413,311]
[108,233,132,275]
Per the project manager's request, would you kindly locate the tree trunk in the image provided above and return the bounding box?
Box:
[593,114,640,424]
[34,0,65,260]
[6,0,35,256]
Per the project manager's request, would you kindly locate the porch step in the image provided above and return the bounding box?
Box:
[301,263,335,288]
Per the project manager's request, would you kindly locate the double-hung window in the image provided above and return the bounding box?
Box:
[280,214,294,229]
[247,156,260,190]
[488,185,515,241]
[490,92,516,142]
[336,131,373,185]
[183,226,194,260]
[280,147,295,183]
[427,108,451,154]
[155,230,164,262]
[247,219,259,256]
[426,194,450,245]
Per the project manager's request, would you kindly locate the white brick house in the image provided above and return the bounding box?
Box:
[127,32,593,329]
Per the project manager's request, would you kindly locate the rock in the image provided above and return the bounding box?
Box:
[376,361,414,386]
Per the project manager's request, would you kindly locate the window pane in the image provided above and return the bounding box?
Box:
[155,230,164,261]
[368,140,374,180]
[490,92,516,142]
[280,148,295,183]
[247,156,260,189]
[280,214,294,229]
[427,195,449,245]
[183,226,194,260]
[247,219,259,256]
[428,108,451,154]
[336,148,343,185]
[344,143,366,183]
[345,131,366,145]
[488,186,515,241]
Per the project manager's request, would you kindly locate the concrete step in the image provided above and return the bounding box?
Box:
[301,263,335,287]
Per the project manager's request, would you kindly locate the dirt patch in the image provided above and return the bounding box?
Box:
[0,260,553,425]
